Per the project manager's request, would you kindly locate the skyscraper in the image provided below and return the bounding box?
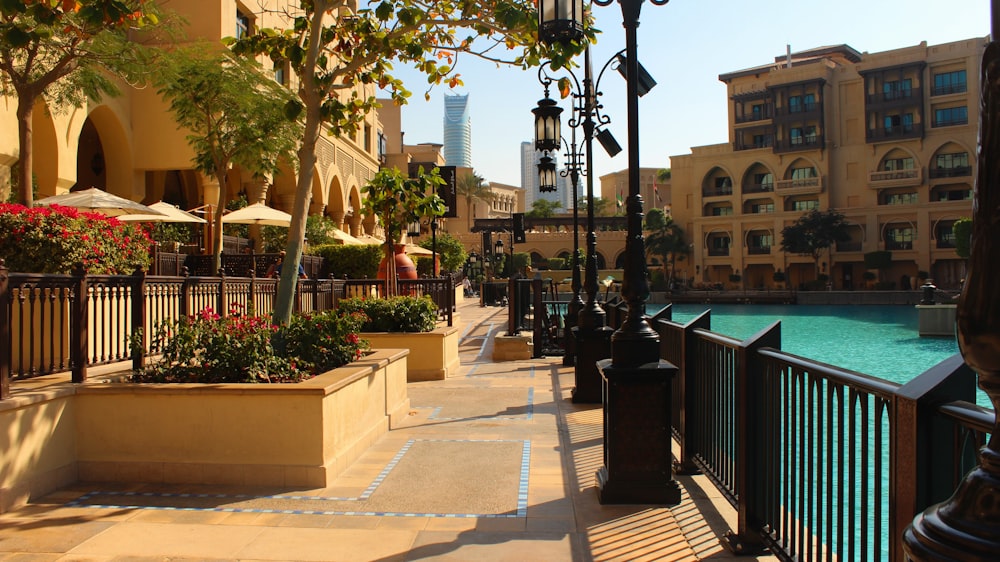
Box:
[443,94,472,168]
[520,142,562,211]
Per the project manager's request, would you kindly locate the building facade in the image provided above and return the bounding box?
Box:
[443,94,472,168]
[1,1,382,243]
[520,141,565,211]
[669,38,985,290]
[599,167,671,217]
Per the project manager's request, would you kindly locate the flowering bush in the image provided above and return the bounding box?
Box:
[0,203,151,274]
[132,305,369,384]
[337,296,438,332]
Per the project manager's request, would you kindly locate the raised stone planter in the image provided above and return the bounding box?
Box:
[0,348,409,512]
[362,326,459,381]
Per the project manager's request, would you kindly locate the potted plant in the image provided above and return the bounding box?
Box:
[362,167,445,295]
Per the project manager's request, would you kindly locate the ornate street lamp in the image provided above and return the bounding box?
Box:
[537,0,585,45]
[537,155,558,193]
[533,96,563,153]
[539,0,677,506]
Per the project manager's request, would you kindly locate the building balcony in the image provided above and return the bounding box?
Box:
[707,247,730,257]
[702,186,734,198]
[866,122,924,142]
[774,137,824,154]
[774,102,822,122]
[865,87,923,109]
[929,166,973,179]
[931,83,967,96]
[747,246,771,255]
[742,182,775,194]
[886,240,914,251]
[776,175,824,195]
[734,136,774,151]
[836,240,863,252]
[868,167,923,189]
[734,107,773,124]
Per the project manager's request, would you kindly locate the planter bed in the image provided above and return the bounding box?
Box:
[362,326,459,381]
[0,349,408,512]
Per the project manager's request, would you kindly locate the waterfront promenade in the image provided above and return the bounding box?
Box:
[0,299,775,561]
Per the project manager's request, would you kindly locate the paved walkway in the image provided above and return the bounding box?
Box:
[0,299,776,561]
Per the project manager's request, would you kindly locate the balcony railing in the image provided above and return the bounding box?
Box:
[747,246,771,255]
[886,240,914,251]
[703,186,734,197]
[735,106,773,123]
[776,176,824,194]
[707,247,730,257]
[932,117,969,128]
[742,182,775,194]
[867,122,924,142]
[836,241,863,252]
[931,83,967,96]
[929,166,972,178]
[868,167,923,188]
[774,137,824,154]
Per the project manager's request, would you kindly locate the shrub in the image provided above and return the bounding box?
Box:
[133,305,369,383]
[418,231,466,272]
[313,243,382,278]
[337,296,438,332]
[546,257,566,271]
[0,203,151,274]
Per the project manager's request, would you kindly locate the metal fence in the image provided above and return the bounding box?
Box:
[1,264,455,396]
[653,312,990,562]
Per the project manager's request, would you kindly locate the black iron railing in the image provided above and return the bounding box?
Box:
[653,313,988,562]
[2,264,456,391]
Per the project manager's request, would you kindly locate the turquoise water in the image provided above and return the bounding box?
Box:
[649,303,988,407]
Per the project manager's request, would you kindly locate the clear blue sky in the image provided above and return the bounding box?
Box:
[382,0,990,190]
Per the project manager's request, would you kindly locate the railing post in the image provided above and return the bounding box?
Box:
[724,321,781,554]
[892,355,976,562]
[248,269,257,314]
[677,310,711,475]
[180,267,191,318]
[447,276,454,327]
[532,276,543,358]
[507,276,516,336]
[0,260,9,399]
[70,263,88,384]
[312,276,319,314]
[217,269,227,317]
[131,269,147,371]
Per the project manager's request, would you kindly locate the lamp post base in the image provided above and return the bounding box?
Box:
[571,326,613,403]
[596,358,681,505]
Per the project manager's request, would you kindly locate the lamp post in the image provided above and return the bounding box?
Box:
[533,43,626,395]
[537,0,679,506]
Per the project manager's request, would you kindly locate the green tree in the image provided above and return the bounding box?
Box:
[456,171,494,231]
[362,167,445,296]
[780,209,850,278]
[954,217,972,259]
[156,46,302,274]
[231,0,589,324]
[576,196,613,217]
[419,231,466,273]
[644,209,688,284]
[0,0,164,205]
[526,199,561,218]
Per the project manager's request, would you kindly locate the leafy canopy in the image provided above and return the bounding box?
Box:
[526,198,562,218]
[780,209,850,262]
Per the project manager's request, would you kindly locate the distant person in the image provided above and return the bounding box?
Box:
[267,251,306,279]
[462,277,473,297]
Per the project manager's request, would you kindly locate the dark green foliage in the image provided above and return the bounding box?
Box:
[546,257,567,270]
[954,217,972,259]
[526,199,561,218]
[313,244,382,279]
[418,231,466,272]
[337,296,438,332]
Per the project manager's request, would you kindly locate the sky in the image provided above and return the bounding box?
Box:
[380,0,990,191]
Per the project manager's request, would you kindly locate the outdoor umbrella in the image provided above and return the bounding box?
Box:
[34,187,166,217]
[118,201,207,224]
[221,203,292,227]
[404,244,434,256]
[331,228,367,245]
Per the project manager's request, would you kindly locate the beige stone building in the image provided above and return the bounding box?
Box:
[2,1,382,242]
[599,167,672,218]
[669,38,985,291]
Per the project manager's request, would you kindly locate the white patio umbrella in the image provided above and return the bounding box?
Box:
[331,228,367,245]
[404,244,434,256]
[221,203,292,227]
[118,201,207,224]
[35,187,166,217]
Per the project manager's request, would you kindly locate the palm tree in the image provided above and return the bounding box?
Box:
[456,171,495,230]
[645,208,688,285]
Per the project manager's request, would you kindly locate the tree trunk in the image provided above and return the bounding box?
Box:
[271,2,329,326]
[212,167,228,275]
[16,94,34,206]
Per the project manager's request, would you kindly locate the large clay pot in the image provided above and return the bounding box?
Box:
[377,246,418,281]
